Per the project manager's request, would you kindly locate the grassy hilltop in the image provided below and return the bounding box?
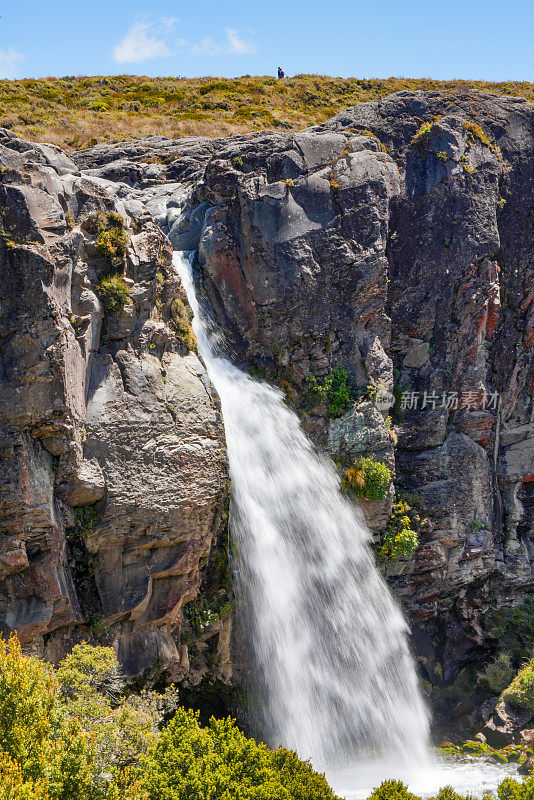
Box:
[1,73,534,150]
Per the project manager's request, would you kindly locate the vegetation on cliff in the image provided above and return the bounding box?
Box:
[169,296,197,352]
[342,456,391,502]
[2,74,534,150]
[97,273,131,315]
[502,659,534,713]
[476,599,534,698]
[380,499,420,560]
[94,212,128,267]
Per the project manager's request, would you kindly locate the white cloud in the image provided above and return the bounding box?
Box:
[113,17,177,64]
[113,19,256,63]
[191,29,256,58]
[0,48,26,79]
[191,37,221,57]
[225,28,256,55]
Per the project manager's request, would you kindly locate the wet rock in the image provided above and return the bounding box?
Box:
[482,701,534,747]
[520,729,534,746]
[519,757,534,775]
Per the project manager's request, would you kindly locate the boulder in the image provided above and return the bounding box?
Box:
[519,757,534,776]
[481,701,534,747]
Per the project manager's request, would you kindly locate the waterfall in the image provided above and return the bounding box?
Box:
[173,250,430,770]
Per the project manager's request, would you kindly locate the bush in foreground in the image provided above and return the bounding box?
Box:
[138,709,340,800]
[2,635,534,799]
[0,635,340,800]
[368,777,534,800]
[0,634,94,800]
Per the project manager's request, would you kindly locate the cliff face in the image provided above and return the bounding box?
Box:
[2,90,534,727]
[0,130,230,690]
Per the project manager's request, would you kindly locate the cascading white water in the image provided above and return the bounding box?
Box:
[172,247,518,798]
[174,250,430,769]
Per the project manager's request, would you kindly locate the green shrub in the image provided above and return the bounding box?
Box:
[56,643,118,701]
[96,212,127,266]
[198,80,230,95]
[97,273,130,315]
[56,645,156,791]
[380,500,419,560]
[304,365,357,417]
[430,789,468,800]
[0,634,94,799]
[182,593,232,637]
[7,632,534,800]
[497,777,534,800]
[74,505,98,536]
[170,297,196,352]
[463,120,492,148]
[342,456,391,501]
[270,747,340,800]
[484,598,534,666]
[502,658,534,712]
[477,652,515,695]
[89,100,110,112]
[0,752,49,799]
[410,121,433,150]
[138,708,337,800]
[368,779,419,800]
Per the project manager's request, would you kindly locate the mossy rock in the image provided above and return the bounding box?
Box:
[170,297,197,352]
[437,743,461,757]
[459,740,490,756]
[502,658,534,713]
[504,747,522,763]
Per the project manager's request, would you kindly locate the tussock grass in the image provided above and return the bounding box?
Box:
[1,74,533,150]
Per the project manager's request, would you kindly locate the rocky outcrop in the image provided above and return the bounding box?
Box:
[481,701,533,747]
[0,129,230,688]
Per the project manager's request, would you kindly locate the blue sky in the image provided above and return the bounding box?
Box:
[1,0,533,82]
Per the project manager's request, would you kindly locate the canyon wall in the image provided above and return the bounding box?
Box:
[1,90,534,726]
[0,130,230,696]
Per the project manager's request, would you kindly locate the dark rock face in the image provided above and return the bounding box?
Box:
[0,129,229,688]
[3,89,534,725]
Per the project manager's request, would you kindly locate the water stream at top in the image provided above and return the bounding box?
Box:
[173,250,514,798]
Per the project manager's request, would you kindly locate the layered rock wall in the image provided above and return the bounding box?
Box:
[0,130,229,688]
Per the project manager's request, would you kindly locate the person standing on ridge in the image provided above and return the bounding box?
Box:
[277,67,285,79]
